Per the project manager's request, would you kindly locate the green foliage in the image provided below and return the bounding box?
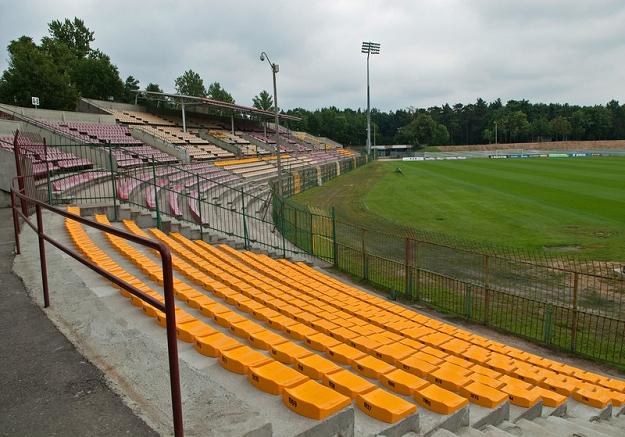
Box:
[252,89,274,111]
[145,82,163,93]
[207,81,234,103]
[0,17,126,108]
[174,70,206,97]
[550,116,571,140]
[71,50,124,100]
[43,17,94,59]
[0,36,78,109]
[123,75,140,103]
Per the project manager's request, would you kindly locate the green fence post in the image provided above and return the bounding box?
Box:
[331,206,337,267]
[361,228,368,280]
[404,238,412,298]
[309,211,314,256]
[543,303,554,345]
[151,157,161,230]
[108,144,118,221]
[196,174,203,240]
[571,272,579,352]
[483,254,491,325]
[280,198,286,258]
[465,285,473,319]
[241,189,249,250]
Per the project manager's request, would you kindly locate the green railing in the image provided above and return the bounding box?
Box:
[272,166,625,369]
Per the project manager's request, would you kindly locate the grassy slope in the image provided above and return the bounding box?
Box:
[292,157,625,261]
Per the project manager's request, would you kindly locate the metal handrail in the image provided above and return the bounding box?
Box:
[10,177,184,437]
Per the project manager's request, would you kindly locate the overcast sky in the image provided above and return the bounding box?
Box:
[1,0,625,111]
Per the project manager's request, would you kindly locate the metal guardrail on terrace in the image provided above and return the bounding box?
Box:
[9,176,184,437]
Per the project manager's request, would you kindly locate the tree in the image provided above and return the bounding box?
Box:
[42,17,94,59]
[174,70,206,97]
[207,81,234,103]
[123,75,140,103]
[431,124,450,145]
[145,82,163,93]
[252,90,273,111]
[0,36,78,109]
[550,116,571,141]
[71,49,124,100]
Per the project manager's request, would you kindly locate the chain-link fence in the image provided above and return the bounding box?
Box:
[273,170,625,369]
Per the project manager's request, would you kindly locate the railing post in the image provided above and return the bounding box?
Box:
[241,189,249,250]
[331,206,338,267]
[35,204,50,308]
[405,238,412,298]
[571,272,579,352]
[309,211,314,256]
[10,189,21,255]
[44,138,52,204]
[543,303,554,345]
[465,285,473,319]
[108,144,118,221]
[361,228,368,280]
[196,174,203,240]
[483,254,491,324]
[159,247,184,437]
[280,197,286,258]
[152,158,161,230]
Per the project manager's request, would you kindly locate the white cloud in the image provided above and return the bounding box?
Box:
[1,0,624,110]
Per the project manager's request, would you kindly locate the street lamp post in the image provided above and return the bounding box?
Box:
[260,51,283,195]
[361,41,380,156]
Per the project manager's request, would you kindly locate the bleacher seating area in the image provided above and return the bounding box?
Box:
[63,207,625,432]
[0,133,92,177]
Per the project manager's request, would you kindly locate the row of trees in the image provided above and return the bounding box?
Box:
[283,99,625,146]
[0,18,247,110]
[2,18,625,147]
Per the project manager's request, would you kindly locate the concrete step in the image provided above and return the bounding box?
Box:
[540,415,613,437]
[480,424,515,437]
[515,418,560,437]
[568,417,625,437]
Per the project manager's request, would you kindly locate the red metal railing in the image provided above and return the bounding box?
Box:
[10,177,184,437]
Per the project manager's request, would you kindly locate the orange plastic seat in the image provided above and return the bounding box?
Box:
[284,323,317,341]
[414,384,469,415]
[326,343,366,365]
[295,354,342,380]
[350,336,384,354]
[267,314,298,331]
[533,386,567,408]
[352,355,395,379]
[194,332,242,357]
[230,320,265,338]
[176,320,217,343]
[248,361,309,395]
[213,311,246,328]
[459,382,508,408]
[572,386,611,409]
[270,341,313,364]
[219,345,272,374]
[428,367,472,392]
[541,376,578,396]
[399,355,438,378]
[356,388,417,424]
[374,343,416,365]
[282,380,351,420]
[322,369,376,399]
[330,327,360,343]
[248,330,287,350]
[379,369,429,396]
[305,332,341,352]
[500,384,541,408]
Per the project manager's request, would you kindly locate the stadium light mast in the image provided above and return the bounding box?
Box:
[260,51,283,195]
[361,41,380,156]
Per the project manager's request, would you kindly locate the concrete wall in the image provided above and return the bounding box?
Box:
[0,148,17,192]
[0,120,22,136]
[79,98,144,113]
[0,103,115,124]
[129,127,190,163]
[236,132,275,153]
[196,130,242,156]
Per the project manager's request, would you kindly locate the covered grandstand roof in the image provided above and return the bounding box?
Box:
[131,90,301,122]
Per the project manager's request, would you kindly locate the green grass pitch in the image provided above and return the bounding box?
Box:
[292,157,625,261]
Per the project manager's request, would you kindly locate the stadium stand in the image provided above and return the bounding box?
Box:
[59,207,625,435]
[0,132,92,177]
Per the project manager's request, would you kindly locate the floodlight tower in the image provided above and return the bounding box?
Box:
[361,41,380,156]
[260,51,283,194]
